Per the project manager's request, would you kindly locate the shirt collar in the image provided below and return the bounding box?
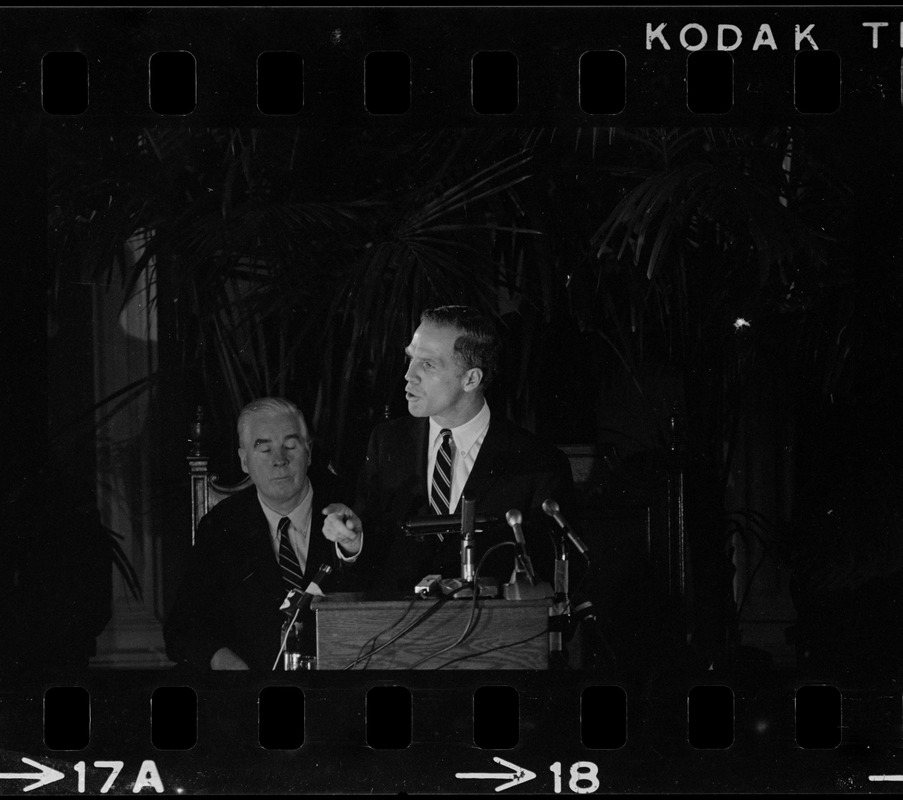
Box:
[429,401,491,456]
[257,479,313,538]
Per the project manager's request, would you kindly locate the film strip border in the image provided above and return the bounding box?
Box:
[3,673,903,793]
[40,48,844,118]
[39,682,844,750]
[0,7,901,122]
[3,6,903,794]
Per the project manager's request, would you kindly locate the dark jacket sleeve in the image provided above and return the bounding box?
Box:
[311,467,365,593]
[529,442,574,515]
[353,423,421,579]
[163,512,236,670]
[348,426,390,579]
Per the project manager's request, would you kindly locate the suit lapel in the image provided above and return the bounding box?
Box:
[240,492,282,594]
[412,417,429,487]
[452,417,507,513]
[406,417,431,516]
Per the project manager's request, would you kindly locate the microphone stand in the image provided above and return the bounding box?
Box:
[278,564,332,671]
[502,509,553,601]
[547,524,615,671]
[548,530,571,669]
[448,496,499,599]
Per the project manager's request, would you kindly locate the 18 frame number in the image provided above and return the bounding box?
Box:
[551,761,601,794]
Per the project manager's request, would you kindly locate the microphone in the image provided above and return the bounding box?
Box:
[542,499,591,560]
[506,509,536,584]
[280,563,333,614]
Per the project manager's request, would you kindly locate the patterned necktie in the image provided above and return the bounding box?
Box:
[430,428,454,515]
[278,516,305,594]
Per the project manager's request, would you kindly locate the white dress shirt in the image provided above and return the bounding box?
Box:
[257,481,314,573]
[427,401,492,512]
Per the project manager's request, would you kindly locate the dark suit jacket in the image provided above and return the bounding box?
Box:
[164,472,354,671]
[358,414,574,596]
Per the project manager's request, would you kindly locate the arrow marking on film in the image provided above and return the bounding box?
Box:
[456,756,536,792]
[0,757,66,792]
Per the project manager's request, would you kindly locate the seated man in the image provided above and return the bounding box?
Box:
[322,305,574,597]
[165,397,360,671]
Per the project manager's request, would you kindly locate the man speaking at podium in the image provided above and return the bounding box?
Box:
[322,306,573,597]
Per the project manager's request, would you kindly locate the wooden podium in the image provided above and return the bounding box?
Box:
[313,596,551,670]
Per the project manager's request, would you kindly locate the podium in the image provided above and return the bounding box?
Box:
[313,597,551,670]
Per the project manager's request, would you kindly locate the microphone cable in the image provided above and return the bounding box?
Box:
[405,541,514,670]
[340,589,465,670]
[353,596,420,669]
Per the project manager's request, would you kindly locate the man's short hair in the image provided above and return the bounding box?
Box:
[420,305,501,389]
[237,397,309,447]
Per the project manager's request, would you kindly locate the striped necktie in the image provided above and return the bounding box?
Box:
[430,428,454,515]
[278,516,305,594]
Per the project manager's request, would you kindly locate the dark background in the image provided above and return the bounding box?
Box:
[1,7,903,679]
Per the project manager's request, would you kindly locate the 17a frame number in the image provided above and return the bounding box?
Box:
[73,761,163,794]
[550,761,601,794]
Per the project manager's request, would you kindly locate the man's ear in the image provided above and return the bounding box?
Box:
[462,367,483,393]
[238,448,250,475]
